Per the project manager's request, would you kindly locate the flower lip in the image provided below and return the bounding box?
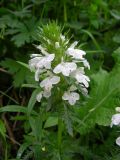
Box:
[62,91,80,105]
[53,62,77,76]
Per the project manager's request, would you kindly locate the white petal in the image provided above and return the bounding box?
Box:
[68,98,76,105]
[47,54,55,61]
[62,92,70,100]
[116,107,120,112]
[116,137,120,146]
[50,76,60,84]
[83,59,90,69]
[35,69,41,81]
[71,92,80,100]
[40,78,49,88]
[53,64,62,74]
[29,57,41,70]
[36,92,43,102]
[111,114,120,126]
[36,45,48,55]
[70,41,78,48]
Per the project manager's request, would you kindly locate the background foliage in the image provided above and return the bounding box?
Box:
[1,0,120,159]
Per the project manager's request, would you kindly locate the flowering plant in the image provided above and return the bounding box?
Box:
[29,23,90,106]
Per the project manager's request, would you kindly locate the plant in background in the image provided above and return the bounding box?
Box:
[111,107,120,146]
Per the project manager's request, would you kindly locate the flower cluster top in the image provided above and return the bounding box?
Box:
[29,27,90,106]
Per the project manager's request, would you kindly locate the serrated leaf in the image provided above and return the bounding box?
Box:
[1,58,34,87]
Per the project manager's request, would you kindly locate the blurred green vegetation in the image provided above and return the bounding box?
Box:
[1,0,120,159]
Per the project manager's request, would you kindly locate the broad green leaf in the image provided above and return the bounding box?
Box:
[44,116,58,128]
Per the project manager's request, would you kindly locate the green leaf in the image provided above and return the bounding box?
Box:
[17,143,31,158]
[0,120,6,139]
[76,48,120,134]
[0,105,27,113]
[27,88,41,115]
[1,58,35,87]
[44,116,58,128]
[0,105,37,115]
[29,116,42,141]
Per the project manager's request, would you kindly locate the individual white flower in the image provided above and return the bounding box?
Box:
[40,76,60,97]
[62,91,80,105]
[36,92,43,102]
[29,54,55,72]
[116,107,120,112]
[55,42,60,48]
[111,113,120,127]
[36,54,55,69]
[66,41,86,60]
[116,136,120,146]
[53,62,77,76]
[71,68,90,88]
[29,56,42,71]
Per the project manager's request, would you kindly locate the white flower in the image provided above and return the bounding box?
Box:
[36,92,43,102]
[36,54,55,69]
[55,42,60,48]
[116,137,120,146]
[40,76,60,98]
[71,68,90,88]
[116,107,120,112]
[66,41,86,60]
[111,113,120,127]
[29,54,55,72]
[53,62,77,76]
[29,56,42,71]
[62,91,80,105]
